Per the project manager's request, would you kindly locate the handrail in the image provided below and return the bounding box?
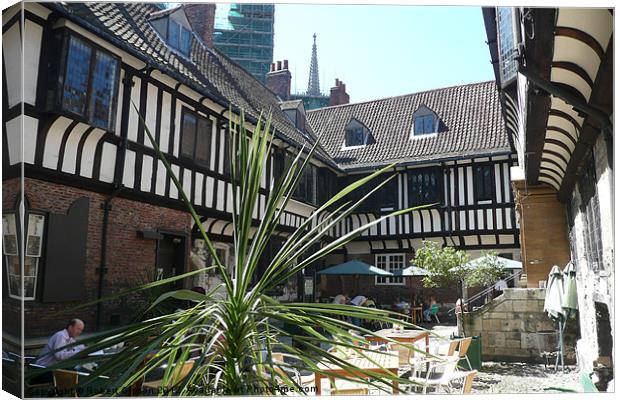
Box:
[447,270,522,314]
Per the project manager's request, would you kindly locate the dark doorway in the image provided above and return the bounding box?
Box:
[156,233,186,290]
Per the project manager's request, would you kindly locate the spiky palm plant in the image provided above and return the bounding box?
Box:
[30,107,433,396]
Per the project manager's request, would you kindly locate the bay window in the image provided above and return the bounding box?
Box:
[375,254,405,285]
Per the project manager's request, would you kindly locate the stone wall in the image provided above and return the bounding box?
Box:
[463,288,578,363]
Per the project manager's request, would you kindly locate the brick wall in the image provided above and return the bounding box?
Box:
[265,60,291,100]
[184,3,216,47]
[2,178,192,338]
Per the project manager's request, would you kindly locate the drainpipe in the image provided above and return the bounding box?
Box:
[96,185,123,330]
[95,70,134,330]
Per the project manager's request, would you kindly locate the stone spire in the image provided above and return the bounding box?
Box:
[307,33,320,95]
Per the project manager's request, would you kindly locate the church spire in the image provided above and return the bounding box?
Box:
[307,33,320,95]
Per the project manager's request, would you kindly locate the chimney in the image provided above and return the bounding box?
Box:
[266,59,292,101]
[329,78,350,106]
[184,3,216,47]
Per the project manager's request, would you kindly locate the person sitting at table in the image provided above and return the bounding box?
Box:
[332,293,347,305]
[37,319,86,367]
[392,297,410,316]
[422,296,437,322]
[349,295,368,327]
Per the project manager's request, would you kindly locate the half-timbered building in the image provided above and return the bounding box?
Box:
[482,7,613,387]
[3,2,519,345]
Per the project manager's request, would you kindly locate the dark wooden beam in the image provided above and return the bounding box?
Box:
[557,36,613,202]
[522,8,556,185]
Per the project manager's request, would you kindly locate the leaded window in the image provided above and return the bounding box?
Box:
[497,7,519,85]
[579,152,603,272]
[408,168,443,206]
[180,108,212,166]
[52,33,120,131]
[474,164,495,202]
[375,254,405,285]
[168,19,192,56]
[3,211,45,301]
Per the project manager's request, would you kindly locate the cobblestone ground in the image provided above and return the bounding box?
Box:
[471,362,582,394]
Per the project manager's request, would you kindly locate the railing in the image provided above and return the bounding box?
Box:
[447,270,523,315]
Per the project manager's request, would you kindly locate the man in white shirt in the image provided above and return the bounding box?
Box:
[37,319,86,367]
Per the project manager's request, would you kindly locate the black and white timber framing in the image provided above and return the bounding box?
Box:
[3,2,520,259]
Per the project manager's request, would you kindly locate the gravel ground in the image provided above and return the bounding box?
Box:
[427,324,583,394]
[470,362,581,394]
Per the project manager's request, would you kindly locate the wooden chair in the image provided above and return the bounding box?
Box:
[457,337,473,370]
[142,360,195,391]
[330,378,369,395]
[53,369,79,397]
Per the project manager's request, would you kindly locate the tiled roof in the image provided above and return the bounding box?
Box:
[307,81,511,170]
[48,2,336,166]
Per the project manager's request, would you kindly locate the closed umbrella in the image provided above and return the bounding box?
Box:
[543,265,566,371]
[562,262,578,319]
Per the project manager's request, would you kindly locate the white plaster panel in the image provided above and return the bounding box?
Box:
[3,23,22,108]
[498,235,514,245]
[194,172,204,205]
[547,115,579,142]
[459,211,466,230]
[61,123,90,174]
[159,91,172,152]
[551,96,584,127]
[99,142,117,183]
[2,4,21,25]
[122,150,136,188]
[466,167,473,205]
[155,160,166,196]
[463,236,478,246]
[539,176,560,190]
[546,130,576,153]
[486,209,494,230]
[169,165,180,199]
[143,83,159,147]
[5,116,22,165]
[216,179,225,210]
[127,76,141,142]
[431,209,441,232]
[183,169,192,199]
[551,68,592,102]
[480,235,495,245]
[468,210,475,229]
[141,155,153,192]
[553,37,600,82]
[43,117,72,169]
[80,129,106,178]
[24,20,42,105]
[458,167,465,206]
[543,143,571,163]
[477,210,484,230]
[505,209,512,229]
[205,176,214,207]
[556,8,613,51]
[495,209,503,230]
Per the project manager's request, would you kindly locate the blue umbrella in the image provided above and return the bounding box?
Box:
[317,260,393,276]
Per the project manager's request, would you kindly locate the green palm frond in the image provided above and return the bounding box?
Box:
[30,104,436,396]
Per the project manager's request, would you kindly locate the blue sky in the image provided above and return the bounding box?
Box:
[272,4,495,103]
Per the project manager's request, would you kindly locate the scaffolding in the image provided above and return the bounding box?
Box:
[213,3,275,82]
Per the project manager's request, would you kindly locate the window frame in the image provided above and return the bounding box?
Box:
[474,164,496,203]
[375,253,406,286]
[496,7,520,87]
[179,107,213,167]
[54,30,122,132]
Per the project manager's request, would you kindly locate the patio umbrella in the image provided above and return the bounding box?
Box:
[461,256,522,271]
[317,260,392,294]
[393,265,430,277]
[543,265,566,371]
[562,262,578,319]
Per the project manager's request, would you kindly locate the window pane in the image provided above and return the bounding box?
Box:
[168,20,180,49]
[180,27,192,55]
[181,112,197,158]
[2,214,18,255]
[195,117,212,165]
[89,51,118,130]
[424,115,434,132]
[26,214,45,257]
[63,36,92,116]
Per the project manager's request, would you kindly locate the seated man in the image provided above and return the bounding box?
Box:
[36,319,86,367]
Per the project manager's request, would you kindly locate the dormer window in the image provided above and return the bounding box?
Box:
[150,8,193,57]
[411,106,441,137]
[346,127,365,147]
[343,119,372,149]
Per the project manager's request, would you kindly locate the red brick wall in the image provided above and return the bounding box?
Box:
[184,3,216,47]
[265,62,291,100]
[2,178,192,338]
